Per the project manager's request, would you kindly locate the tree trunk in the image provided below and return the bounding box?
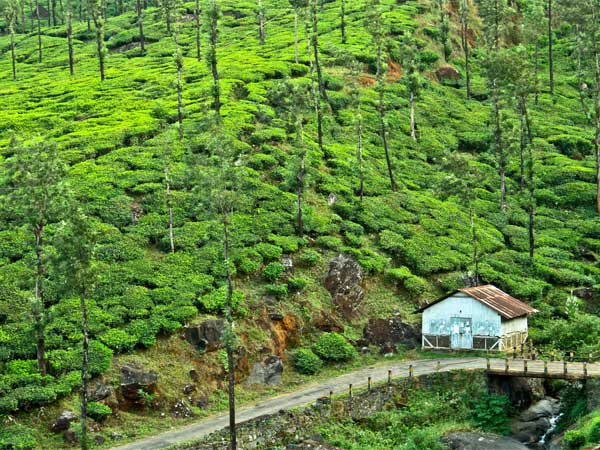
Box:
[34,226,47,376]
[534,39,539,105]
[409,90,417,141]
[470,204,480,285]
[195,0,200,61]
[92,14,105,81]
[175,28,184,139]
[165,3,171,34]
[548,0,554,96]
[294,11,299,64]
[9,23,16,81]
[306,27,324,157]
[51,0,56,25]
[137,0,145,54]
[117,0,123,14]
[46,0,50,25]
[594,47,600,214]
[209,1,221,119]
[576,25,589,122]
[492,81,506,212]
[165,166,175,253]
[258,0,265,45]
[222,214,237,450]
[310,0,328,103]
[460,2,471,99]
[519,101,526,191]
[36,0,42,62]
[357,109,364,202]
[340,0,346,44]
[79,290,90,450]
[67,0,74,75]
[58,0,63,24]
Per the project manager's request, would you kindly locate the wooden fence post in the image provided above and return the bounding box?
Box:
[584,362,588,378]
[505,358,509,373]
[436,360,441,372]
[409,365,414,378]
[563,361,568,376]
[368,376,372,392]
[544,360,548,375]
[524,360,528,374]
[388,370,392,386]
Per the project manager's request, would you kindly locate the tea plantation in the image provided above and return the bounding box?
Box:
[1,0,600,446]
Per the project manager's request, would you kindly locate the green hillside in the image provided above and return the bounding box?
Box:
[1,0,600,447]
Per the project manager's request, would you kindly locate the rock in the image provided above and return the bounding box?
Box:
[281,255,294,271]
[94,435,106,446]
[110,432,123,440]
[436,65,462,87]
[363,316,421,349]
[184,319,225,352]
[193,393,209,409]
[245,356,284,386]
[324,254,365,319]
[189,369,200,382]
[183,384,196,395]
[286,440,343,450]
[518,398,560,422]
[88,381,112,402]
[510,398,560,443]
[270,312,284,321]
[360,346,370,354]
[271,314,299,356]
[118,365,158,409]
[51,410,77,433]
[63,430,78,444]
[170,399,195,419]
[379,342,396,356]
[488,376,545,410]
[327,193,337,206]
[313,311,344,333]
[444,432,529,450]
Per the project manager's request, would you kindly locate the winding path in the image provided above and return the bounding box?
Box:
[110,356,600,450]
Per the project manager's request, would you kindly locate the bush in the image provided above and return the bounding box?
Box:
[0,425,37,449]
[265,283,288,298]
[471,393,512,435]
[313,333,356,362]
[288,277,308,292]
[87,402,112,422]
[292,348,323,375]
[298,249,320,267]
[315,236,343,250]
[589,419,600,444]
[263,262,285,281]
[198,287,246,315]
[564,430,586,449]
[255,243,283,261]
[99,328,138,352]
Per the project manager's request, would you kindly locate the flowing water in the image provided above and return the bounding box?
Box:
[528,413,564,449]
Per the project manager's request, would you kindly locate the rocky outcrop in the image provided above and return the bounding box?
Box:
[363,316,421,350]
[184,320,225,352]
[51,410,77,433]
[444,432,529,450]
[271,314,299,357]
[324,254,364,319]
[313,311,344,333]
[510,398,560,444]
[88,381,112,402]
[245,356,284,386]
[170,399,195,418]
[118,365,158,409]
[285,438,342,450]
[488,375,545,410]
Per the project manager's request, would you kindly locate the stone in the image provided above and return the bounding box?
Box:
[193,393,209,409]
[94,435,106,446]
[313,312,344,333]
[324,254,365,319]
[281,255,294,271]
[88,381,112,402]
[189,369,200,382]
[443,432,529,450]
[245,356,284,386]
[183,384,196,395]
[286,440,343,450]
[363,316,421,349]
[379,342,396,356]
[110,432,123,440]
[360,346,370,354]
[510,398,560,443]
[170,399,195,419]
[51,410,77,433]
[63,430,78,444]
[118,365,158,409]
[327,193,337,206]
[184,320,225,352]
[436,65,461,80]
[271,314,299,356]
[488,376,545,410]
[517,398,560,422]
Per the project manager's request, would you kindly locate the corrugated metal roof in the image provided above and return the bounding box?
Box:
[415,285,538,320]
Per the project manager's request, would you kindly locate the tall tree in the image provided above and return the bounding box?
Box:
[7,138,68,376]
[305,21,324,157]
[400,33,421,142]
[207,0,221,119]
[161,0,172,34]
[34,0,42,61]
[547,0,554,96]
[89,0,106,81]
[54,210,98,450]
[2,0,19,81]
[257,0,265,45]
[340,0,346,44]
[194,0,200,60]
[136,0,145,54]
[437,0,450,61]
[349,60,365,201]
[368,0,396,191]
[67,0,74,75]
[289,0,307,64]
[459,0,471,98]
[174,22,184,141]
[522,0,545,105]
[308,0,328,103]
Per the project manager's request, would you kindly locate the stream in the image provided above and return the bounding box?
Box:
[525,411,563,449]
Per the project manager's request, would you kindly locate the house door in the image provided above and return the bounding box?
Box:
[451,317,473,349]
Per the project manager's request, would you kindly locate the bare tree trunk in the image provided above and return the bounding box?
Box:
[67,0,74,75]
[209,0,221,119]
[136,0,145,54]
[296,122,305,238]
[222,214,237,450]
[35,0,43,62]
[492,81,506,212]
[534,40,539,105]
[58,0,64,24]
[79,289,90,450]
[460,1,471,99]
[165,166,175,253]
[576,25,589,122]
[548,0,554,96]
[310,0,328,103]
[51,0,56,25]
[165,2,171,34]
[195,0,201,61]
[470,204,480,285]
[92,14,105,81]
[175,27,184,139]
[409,91,417,141]
[9,22,16,81]
[258,0,265,45]
[357,109,364,202]
[306,27,324,157]
[34,227,47,376]
[340,0,346,44]
[519,101,526,191]
[117,0,123,14]
[594,41,600,214]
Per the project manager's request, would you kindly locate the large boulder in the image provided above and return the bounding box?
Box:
[51,410,77,433]
[88,381,112,402]
[510,398,560,444]
[324,254,364,319]
[363,316,421,350]
[488,375,545,410]
[184,319,225,352]
[245,356,283,386]
[118,365,158,409]
[444,432,529,450]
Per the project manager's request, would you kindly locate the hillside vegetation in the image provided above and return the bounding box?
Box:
[1,0,600,447]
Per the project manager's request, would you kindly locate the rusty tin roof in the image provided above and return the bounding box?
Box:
[416,285,538,320]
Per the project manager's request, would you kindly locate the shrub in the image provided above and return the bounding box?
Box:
[315,236,343,250]
[292,348,323,375]
[298,249,320,267]
[0,425,37,450]
[564,430,586,449]
[589,419,600,444]
[263,262,285,281]
[255,243,283,261]
[288,277,308,292]
[313,333,356,362]
[198,287,246,315]
[87,402,112,422]
[99,328,138,352]
[471,393,512,435]
[234,248,263,275]
[265,283,288,298]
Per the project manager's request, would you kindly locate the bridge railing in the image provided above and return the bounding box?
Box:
[485,356,597,379]
[506,343,600,363]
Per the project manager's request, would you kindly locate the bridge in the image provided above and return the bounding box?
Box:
[485,357,600,380]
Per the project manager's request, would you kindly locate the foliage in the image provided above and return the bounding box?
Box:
[291,348,323,375]
[263,262,286,281]
[86,401,112,422]
[471,393,513,434]
[313,333,356,362]
[0,425,37,450]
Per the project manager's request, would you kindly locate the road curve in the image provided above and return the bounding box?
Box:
[110,357,487,450]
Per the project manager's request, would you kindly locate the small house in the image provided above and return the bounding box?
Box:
[415,285,537,351]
